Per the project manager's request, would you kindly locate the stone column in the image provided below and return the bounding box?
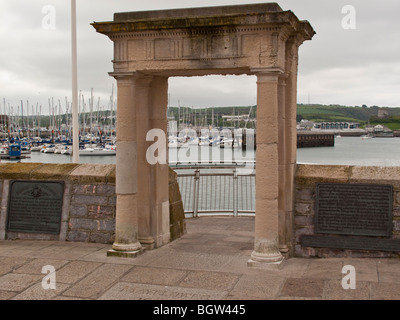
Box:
[284,40,300,255]
[149,76,170,248]
[248,69,284,267]
[134,74,155,250]
[136,75,170,249]
[107,72,143,257]
[277,75,289,255]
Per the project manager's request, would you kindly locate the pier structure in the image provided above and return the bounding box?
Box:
[297,132,335,148]
[92,3,315,265]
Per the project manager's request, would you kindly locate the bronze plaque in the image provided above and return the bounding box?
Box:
[302,235,400,252]
[7,181,64,234]
[315,183,392,237]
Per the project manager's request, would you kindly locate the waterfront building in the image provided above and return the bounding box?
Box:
[314,122,360,130]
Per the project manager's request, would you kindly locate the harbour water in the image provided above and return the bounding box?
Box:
[297,136,400,167]
[2,136,400,166]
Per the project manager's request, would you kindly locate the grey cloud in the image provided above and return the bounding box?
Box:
[1,0,399,112]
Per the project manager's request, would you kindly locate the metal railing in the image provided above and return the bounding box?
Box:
[174,166,256,217]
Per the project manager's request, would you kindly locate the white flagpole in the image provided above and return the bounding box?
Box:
[71,0,79,163]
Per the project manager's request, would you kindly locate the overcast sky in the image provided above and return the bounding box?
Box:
[1,0,399,115]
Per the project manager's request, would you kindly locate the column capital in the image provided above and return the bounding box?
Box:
[109,71,136,80]
[278,74,288,86]
[109,71,156,87]
[250,67,285,82]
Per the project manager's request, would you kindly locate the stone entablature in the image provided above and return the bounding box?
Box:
[92,3,314,76]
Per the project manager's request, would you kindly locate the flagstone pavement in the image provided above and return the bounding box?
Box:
[0,216,399,300]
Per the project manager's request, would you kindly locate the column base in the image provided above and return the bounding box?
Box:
[107,248,144,258]
[139,237,155,250]
[247,250,284,269]
[107,242,144,258]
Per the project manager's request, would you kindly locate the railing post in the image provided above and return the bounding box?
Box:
[193,169,200,217]
[233,168,238,217]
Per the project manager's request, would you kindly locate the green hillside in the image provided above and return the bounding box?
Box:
[166,103,400,129]
[296,104,379,123]
[369,115,400,130]
[296,104,400,130]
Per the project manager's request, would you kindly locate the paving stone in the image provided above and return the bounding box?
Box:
[279,278,325,298]
[53,296,89,300]
[122,266,187,286]
[62,263,133,298]
[222,293,265,300]
[322,279,371,300]
[303,258,344,279]
[57,245,107,259]
[29,244,79,259]
[14,258,69,275]
[377,259,400,273]
[278,258,311,277]
[371,282,400,300]
[0,273,42,292]
[178,270,240,290]
[56,261,102,284]
[223,255,255,273]
[0,242,53,257]
[26,243,101,260]
[0,290,17,300]
[99,282,227,300]
[148,251,235,272]
[377,272,400,284]
[11,282,70,300]
[227,273,285,299]
[0,256,32,276]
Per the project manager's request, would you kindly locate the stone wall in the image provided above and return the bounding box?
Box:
[294,164,400,258]
[68,182,116,244]
[3,162,400,258]
[0,163,185,246]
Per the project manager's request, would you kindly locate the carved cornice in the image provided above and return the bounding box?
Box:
[103,26,284,41]
[92,10,315,43]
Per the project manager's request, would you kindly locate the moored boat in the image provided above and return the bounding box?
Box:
[79,146,116,156]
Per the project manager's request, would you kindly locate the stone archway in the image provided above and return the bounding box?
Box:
[92,3,315,266]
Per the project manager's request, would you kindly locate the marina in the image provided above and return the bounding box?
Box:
[0,135,399,167]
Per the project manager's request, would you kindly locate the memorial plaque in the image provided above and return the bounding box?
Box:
[7,181,64,234]
[302,235,400,252]
[315,183,392,237]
